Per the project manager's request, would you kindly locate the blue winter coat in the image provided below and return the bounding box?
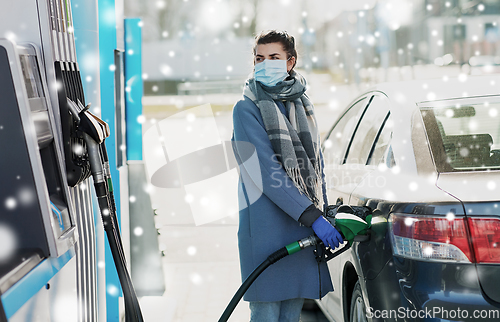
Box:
[231,95,334,302]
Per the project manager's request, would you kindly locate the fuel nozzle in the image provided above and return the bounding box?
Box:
[324,204,372,245]
[287,205,373,257]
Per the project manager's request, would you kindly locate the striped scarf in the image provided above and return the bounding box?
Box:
[243,70,323,207]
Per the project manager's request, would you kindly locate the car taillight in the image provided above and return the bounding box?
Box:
[467,217,500,264]
[389,213,473,263]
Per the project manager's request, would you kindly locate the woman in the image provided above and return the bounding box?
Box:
[231,30,343,321]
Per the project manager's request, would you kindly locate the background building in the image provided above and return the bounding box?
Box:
[124,0,500,94]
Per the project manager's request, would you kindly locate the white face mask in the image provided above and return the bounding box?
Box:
[254,59,289,87]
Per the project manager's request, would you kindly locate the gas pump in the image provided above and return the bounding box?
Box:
[0,39,79,259]
[0,39,79,319]
[0,0,143,320]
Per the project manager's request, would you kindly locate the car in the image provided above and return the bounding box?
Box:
[315,75,500,322]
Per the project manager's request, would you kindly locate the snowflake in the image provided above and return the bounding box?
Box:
[0,225,16,261]
[133,226,143,236]
[408,182,418,191]
[107,284,119,296]
[5,197,16,210]
[190,273,203,285]
[187,246,197,256]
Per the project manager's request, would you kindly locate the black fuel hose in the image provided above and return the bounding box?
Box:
[95,180,143,322]
[99,143,118,223]
[85,135,143,322]
[98,143,142,321]
[218,235,322,322]
[218,230,368,322]
[105,221,136,320]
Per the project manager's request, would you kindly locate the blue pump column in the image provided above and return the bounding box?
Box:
[124,18,143,161]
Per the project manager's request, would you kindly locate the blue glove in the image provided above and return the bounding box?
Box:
[312,216,343,248]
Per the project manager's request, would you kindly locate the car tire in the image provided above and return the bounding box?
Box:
[350,280,368,322]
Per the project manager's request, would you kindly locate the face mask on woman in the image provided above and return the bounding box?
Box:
[254,58,290,87]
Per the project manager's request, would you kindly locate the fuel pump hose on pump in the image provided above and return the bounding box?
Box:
[67,98,144,322]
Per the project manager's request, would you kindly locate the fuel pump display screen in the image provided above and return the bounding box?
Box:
[19,54,44,99]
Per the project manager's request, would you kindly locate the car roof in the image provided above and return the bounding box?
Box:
[355,75,500,176]
[370,74,500,106]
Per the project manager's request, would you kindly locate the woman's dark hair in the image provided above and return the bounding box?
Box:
[253,30,297,70]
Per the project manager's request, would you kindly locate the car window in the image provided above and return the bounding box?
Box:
[345,95,390,165]
[323,97,368,166]
[367,114,395,167]
[420,97,500,172]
